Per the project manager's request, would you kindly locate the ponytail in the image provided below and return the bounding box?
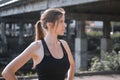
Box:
[35,20,45,41]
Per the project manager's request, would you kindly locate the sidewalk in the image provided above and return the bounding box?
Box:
[31,74,120,80]
[1,72,119,80]
[73,71,120,80]
[73,74,120,80]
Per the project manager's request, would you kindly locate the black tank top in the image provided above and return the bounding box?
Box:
[36,39,70,80]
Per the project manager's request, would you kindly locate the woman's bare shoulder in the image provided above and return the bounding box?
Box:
[30,40,42,48]
[24,40,42,54]
[59,39,68,46]
[31,40,42,45]
[59,39,71,53]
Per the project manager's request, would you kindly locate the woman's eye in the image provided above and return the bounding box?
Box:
[61,20,64,23]
[61,20,63,22]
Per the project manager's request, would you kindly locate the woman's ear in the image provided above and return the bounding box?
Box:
[46,22,53,29]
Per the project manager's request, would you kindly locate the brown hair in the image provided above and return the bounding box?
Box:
[35,8,65,41]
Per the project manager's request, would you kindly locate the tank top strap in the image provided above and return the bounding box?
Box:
[59,40,67,55]
[41,39,51,56]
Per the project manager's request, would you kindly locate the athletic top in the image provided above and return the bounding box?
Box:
[36,39,70,80]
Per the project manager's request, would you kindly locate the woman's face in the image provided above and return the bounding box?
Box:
[54,15,66,36]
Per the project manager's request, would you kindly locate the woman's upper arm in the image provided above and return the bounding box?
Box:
[2,41,40,74]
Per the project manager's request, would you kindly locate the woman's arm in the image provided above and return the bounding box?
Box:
[60,40,75,80]
[2,42,40,80]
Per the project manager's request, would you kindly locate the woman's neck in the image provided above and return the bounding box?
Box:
[44,32,58,45]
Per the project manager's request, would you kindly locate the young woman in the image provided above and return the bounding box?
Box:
[2,8,75,80]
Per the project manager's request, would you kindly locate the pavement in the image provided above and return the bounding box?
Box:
[31,74,120,80]
[1,72,119,80]
[73,74,120,80]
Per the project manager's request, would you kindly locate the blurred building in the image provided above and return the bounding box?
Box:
[0,0,120,73]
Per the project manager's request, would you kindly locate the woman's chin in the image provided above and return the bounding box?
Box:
[58,33,64,36]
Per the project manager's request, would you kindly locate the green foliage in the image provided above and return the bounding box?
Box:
[113,43,120,53]
[89,51,120,72]
[111,32,120,53]
[111,32,120,38]
[86,31,103,37]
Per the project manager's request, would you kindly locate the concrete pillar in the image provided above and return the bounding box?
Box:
[8,23,12,37]
[18,22,24,45]
[101,21,112,59]
[66,19,75,54]
[75,20,87,72]
[0,22,7,53]
[11,24,15,37]
[103,20,111,39]
[31,22,35,40]
[0,22,7,44]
